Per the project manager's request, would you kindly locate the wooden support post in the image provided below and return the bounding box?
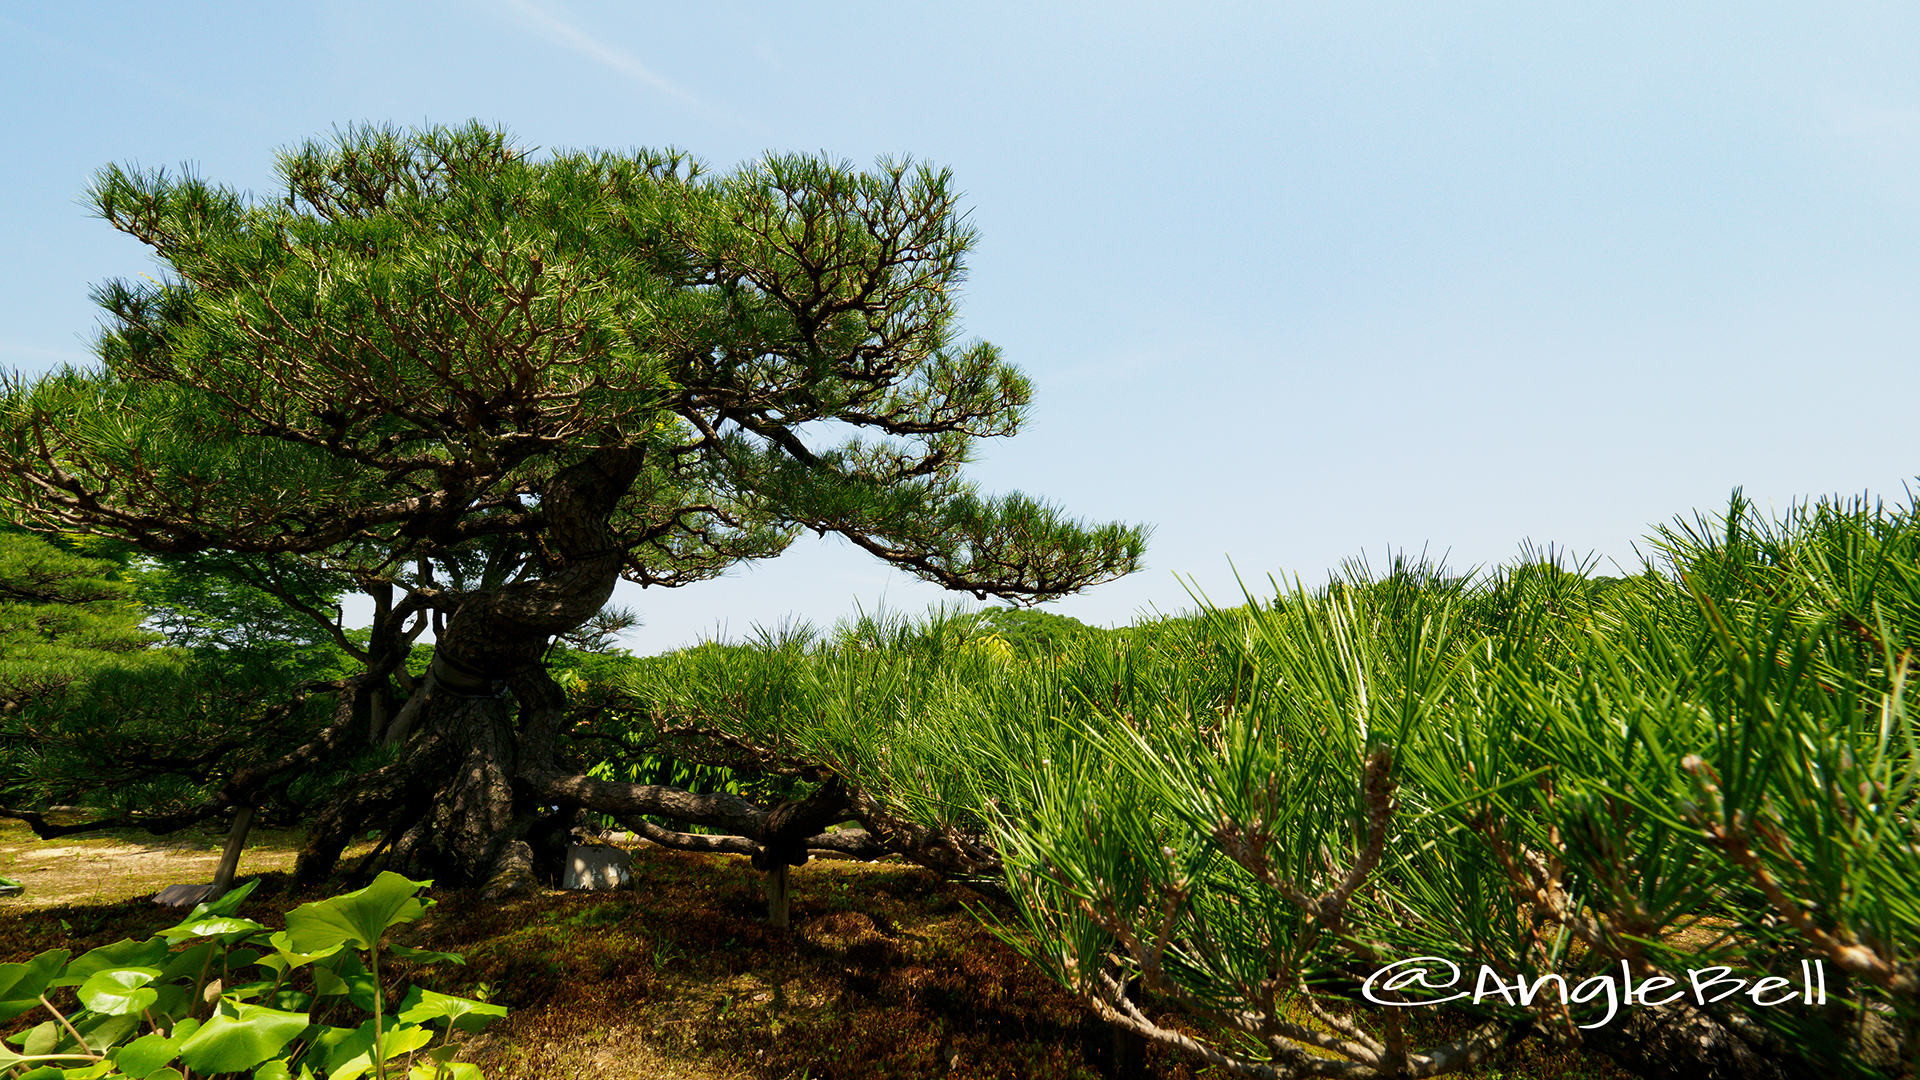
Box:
[210,804,257,900]
[767,862,791,930]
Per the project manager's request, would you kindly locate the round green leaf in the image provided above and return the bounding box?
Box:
[63,940,171,986]
[262,931,344,976]
[159,880,261,942]
[396,986,507,1033]
[77,967,161,1016]
[282,872,433,954]
[169,917,268,943]
[10,1019,59,1055]
[321,1019,433,1080]
[176,1002,308,1074]
[112,1029,183,1078]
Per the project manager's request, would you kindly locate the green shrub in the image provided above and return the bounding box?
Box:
[625,491,1920,1076]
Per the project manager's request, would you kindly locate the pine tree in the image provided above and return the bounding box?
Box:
[0,123,1147,891]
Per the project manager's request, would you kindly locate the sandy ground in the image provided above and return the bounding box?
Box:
[0,818,329,908]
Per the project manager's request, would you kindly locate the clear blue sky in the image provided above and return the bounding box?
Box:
[4,3,1916,652]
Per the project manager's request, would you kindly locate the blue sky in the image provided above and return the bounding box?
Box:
[3,2,1916,651]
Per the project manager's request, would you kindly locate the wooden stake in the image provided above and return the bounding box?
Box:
[767,862,791,930]
[210,805,256,899]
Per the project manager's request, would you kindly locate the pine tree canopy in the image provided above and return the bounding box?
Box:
[0,122,1147,604]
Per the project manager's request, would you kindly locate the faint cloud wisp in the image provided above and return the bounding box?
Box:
[488,0,713,114]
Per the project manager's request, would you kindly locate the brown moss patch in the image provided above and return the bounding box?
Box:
[0,833,1642,1079]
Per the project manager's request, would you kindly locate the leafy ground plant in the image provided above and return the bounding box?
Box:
[0,872,502,1079]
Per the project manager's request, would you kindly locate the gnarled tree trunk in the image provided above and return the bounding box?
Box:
[295,446,643,892]
[286,439,975,899]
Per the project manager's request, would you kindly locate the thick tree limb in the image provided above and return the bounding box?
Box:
[527,769,772,834]
[614,819,886,861]
[0,802,226,840]
[617,818,759,856]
